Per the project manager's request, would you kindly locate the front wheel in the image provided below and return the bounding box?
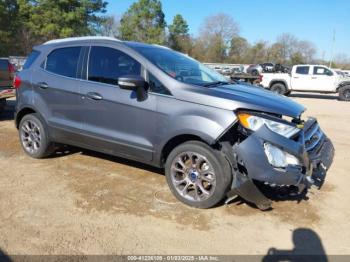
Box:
[338,85,350,101]
[165,141,232,208]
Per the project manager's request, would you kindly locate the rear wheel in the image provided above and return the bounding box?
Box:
[270,83,287,95]
[19,113,54,158]
[338,85,350,101]
[165,141,232,208]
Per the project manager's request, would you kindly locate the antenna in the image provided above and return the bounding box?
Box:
[329,29,336,68]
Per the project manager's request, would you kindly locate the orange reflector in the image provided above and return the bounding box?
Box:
[237,113,252,129]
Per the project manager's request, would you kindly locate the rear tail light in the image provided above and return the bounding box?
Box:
[13,75,22,89]
[259,75,263,82]
[8,63,15,74]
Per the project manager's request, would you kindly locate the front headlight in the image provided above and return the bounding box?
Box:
[264,143,301,167]
[237,112,300,138]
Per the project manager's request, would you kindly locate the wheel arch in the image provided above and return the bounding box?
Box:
[15,106,38,128]
[269,79,288,90]
[158,134,211,168]
[336,81,350,92]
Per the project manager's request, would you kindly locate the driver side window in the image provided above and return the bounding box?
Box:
[313,66,333,76]
[88,46,141,85]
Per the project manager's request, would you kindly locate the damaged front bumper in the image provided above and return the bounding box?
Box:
[226,118,334,210]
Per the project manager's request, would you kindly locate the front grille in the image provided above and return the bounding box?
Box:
[304,119,324,152]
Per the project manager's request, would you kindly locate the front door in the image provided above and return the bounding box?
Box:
[79,46,157,162]
[310,66,337,92]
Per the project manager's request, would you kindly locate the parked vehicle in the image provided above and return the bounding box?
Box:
[221,67,233,75]
[0,58,16,111]
[274,64,290,73]
[14,37,334,210]
[260,63,275,72]
[261,64,350,100]
[246,64,263,76]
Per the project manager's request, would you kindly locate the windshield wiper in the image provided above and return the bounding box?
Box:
[202,81,229,87]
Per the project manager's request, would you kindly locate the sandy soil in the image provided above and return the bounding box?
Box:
[0,93,349,256]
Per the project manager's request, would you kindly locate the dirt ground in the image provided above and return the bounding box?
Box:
[0,93,350,256]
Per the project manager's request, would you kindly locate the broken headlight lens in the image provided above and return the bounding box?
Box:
[237,113,300,138]
[264,143,301,168]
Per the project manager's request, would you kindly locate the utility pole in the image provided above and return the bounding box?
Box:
[329,29,336,68]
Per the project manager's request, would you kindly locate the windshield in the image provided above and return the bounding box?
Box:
[131,46,228,86]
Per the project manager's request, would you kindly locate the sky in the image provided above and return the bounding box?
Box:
[106,0,350,60]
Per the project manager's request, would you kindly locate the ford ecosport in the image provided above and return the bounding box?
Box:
[14,37,334,210]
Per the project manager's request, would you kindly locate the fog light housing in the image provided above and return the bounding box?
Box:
[263,143,300,168]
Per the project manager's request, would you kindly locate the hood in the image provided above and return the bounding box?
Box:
[178,84,305,118]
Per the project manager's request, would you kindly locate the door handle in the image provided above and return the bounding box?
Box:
[37,82,49,89]
[311,77,317,79]
[86,92,103,100]
[293,77,299,79]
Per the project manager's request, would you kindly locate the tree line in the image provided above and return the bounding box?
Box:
[1,0,349,69]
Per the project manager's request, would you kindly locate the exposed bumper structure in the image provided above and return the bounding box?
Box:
[227,118,334,210]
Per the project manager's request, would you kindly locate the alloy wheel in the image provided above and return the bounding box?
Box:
[20,120,42,154]
[170,151,216,202]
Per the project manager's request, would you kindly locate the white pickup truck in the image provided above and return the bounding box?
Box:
[261,64,350,101]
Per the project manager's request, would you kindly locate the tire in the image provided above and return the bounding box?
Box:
[338,85,350,101]
[165,141,232,208]
[18,113,54,158]
[270,83,287,95]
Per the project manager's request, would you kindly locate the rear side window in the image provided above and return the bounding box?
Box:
[23,50,40,70]
[0,59,8,70]
[88,46,141,85]
[45,47,81,78]
[295,66,309,75]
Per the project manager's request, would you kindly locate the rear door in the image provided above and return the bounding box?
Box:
[290,65,311,90]
[79,45,157,161]
[32,46,87,144]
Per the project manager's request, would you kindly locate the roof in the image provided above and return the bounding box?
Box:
[43,36,122,45]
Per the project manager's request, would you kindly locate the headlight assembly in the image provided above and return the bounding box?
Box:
[237,112,300,138]
[263,142,300,168]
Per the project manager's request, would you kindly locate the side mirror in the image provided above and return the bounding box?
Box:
[118,75,148,102]
[327,71,333,76]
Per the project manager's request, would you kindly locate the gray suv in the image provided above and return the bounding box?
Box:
[15,37,334,210]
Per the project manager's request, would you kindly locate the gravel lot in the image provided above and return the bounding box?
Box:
[0,93,349,256]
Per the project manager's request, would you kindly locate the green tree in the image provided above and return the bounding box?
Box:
[119,0,166,44]
[29,0,107,41]
[290,52,305,65]
[267,43,284,64]
[0,0,18,56]
[168,14,190,52]
[5,0,107,55]
[229,36,249,63]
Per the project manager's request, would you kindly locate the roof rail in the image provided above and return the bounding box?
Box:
[44,36,122,45]
[152,44,171,50]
